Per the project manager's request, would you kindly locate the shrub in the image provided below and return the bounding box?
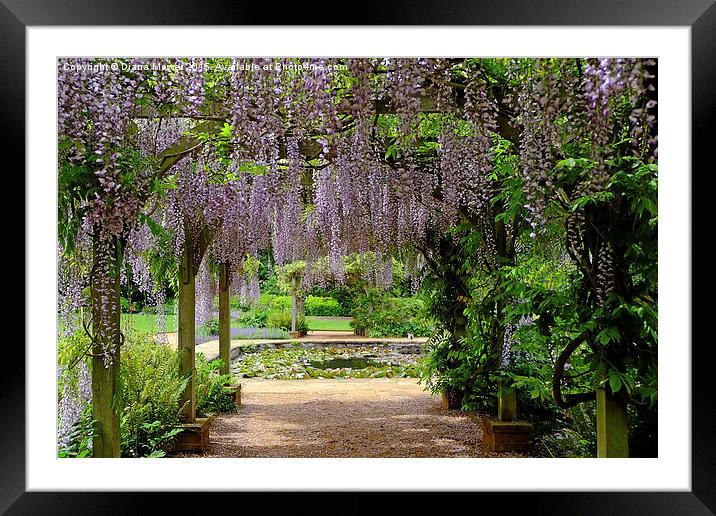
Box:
[236,308,270,328]
[305,296,344,316]
[350,293,434,337]
[199,318,221,336]
[261,293,292,310]
[57,335,95,458]
[58,329,238,458]
[267,310,308,333]
[57,405,96,458]
[120,296,142,313]
[195,354,237,415]
[420,330,473,393]
[230,294,253,311]
[119,330,187,457]
[307,287,353,314]
[58,329,186,458]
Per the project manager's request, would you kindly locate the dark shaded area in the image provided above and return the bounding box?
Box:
[692,2,716,513]
[4,492,715,516]
[0,2,25,514]
[2,0,713,25]
[309,357,386,370]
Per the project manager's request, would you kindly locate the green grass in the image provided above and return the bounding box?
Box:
[122,312,250,334]
[122,313,354,334]
[121,313,178,333]
[305,316,353,332]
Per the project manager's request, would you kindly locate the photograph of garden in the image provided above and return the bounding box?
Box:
[57,57,658,459]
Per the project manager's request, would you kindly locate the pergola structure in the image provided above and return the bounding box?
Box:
[57,57,657,458]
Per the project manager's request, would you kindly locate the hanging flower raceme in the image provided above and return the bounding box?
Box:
[125,223,155,299]
[508,58,657,228]
[58,58,151,242]
[164,156,214,256]
[385,58,427,147]
[57,241,89,336]
[195,257,214,327]
[57,361,92,451]
[508,59,567,228]
[271,137,304,266]
[583,58,657,166]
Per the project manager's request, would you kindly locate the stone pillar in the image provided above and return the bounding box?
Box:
[218,262,231,376]
[596,388,629,457]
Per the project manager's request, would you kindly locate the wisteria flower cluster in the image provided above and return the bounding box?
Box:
[58,57,657,353]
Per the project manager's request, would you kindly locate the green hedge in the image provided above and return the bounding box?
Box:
[350,294,434,338]
[305,296,344,316]
[234,294,346,327]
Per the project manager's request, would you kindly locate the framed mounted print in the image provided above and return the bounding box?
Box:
[8,0,713,513]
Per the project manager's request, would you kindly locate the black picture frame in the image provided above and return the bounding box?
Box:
[7,1,712,513]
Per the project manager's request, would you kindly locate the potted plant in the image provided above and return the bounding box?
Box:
[419,328,472,410]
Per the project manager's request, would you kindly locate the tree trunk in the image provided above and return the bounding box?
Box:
[90,233,121,458]
[178,242,196,422]
[218,262,231,376]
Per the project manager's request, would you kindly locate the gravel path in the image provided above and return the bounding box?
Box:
[176,378,526,458]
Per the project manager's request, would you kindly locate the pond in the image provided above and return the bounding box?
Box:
[308,356,387,370]
[231,345,424,380]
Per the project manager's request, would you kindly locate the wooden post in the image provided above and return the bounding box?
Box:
[596,388,629,457]
[218,262,231,376]
[498,381,517,422]
[178,244,196,422]
[90,233,121,457]
[290,277,298,333]
[297,294,305,319]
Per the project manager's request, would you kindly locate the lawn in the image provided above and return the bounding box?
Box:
[121,313,178,333]
[305,316,353,332]
[122,313,354,334]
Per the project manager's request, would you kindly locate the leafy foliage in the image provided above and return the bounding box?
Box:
[304,296,345,317]
[350,290,434,338]
[266,310,308,333]
[57,405,96,458]
[195,355,238,415]
[118,330,188,457]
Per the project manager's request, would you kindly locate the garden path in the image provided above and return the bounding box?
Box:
[175,378,526,458]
